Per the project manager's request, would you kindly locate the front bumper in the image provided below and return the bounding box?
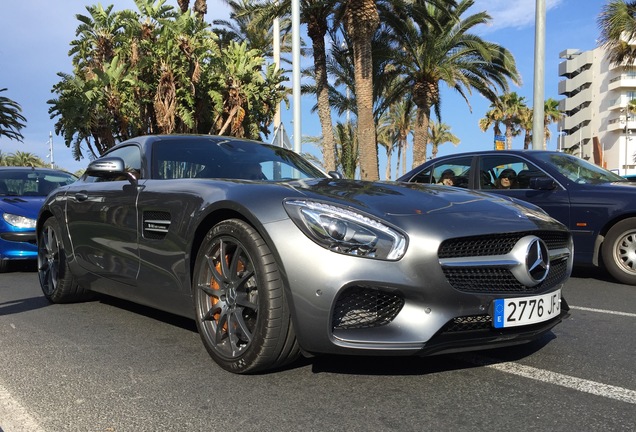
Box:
[263,216,573,357]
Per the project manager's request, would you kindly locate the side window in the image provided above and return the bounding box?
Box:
[479,155,548,190]
[408,166,435,184]
[431,157,473,189]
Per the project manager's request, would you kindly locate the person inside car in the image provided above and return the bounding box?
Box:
[495,168,517,189]
[438,169,455,186]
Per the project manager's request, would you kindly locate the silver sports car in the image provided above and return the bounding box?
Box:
[37,135,573,373]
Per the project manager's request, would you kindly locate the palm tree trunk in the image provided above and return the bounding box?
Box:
[344,0,380,180]
[413,106,430,167]
[401,139,407,176]
[505,125,513,150]
[307,19,337,172]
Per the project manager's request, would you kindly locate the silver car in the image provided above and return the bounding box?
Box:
[37,135,573,373]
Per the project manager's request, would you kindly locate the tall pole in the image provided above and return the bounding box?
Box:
[273,2,281,133]
[48,131,54,168]
[532,0,546,150]
[291,0,301,153]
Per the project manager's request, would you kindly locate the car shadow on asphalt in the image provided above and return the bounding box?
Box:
[97,293,199,333]
[570,265,616,283]
[82,294,557,377]
[1,261,38,273]
[0,295,51,315]
[307,333,556,376]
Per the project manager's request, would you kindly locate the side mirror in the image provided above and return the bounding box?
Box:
[86,157,138,186]
[529,177,557,190]
[328,171,344,179]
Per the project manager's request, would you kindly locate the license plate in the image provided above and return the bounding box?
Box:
[492,289,561,328]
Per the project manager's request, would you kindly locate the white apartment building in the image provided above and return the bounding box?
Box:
[558,47,636,176]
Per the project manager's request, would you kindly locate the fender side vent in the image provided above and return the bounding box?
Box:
[143,211,171,239]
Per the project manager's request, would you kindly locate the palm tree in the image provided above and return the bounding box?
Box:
[5,151,45,167]
[334,121,359,179]
[543,98,562,150]
[375,96,415,179]
[518,105,533,150]
[341,0,381,180]
[377,112,396,180]
[598,0,636,65]
[383,0,520,167]
[428,120,459,159]
[479,106,503,148]
[0,88,27,142]
[213,0,293,57]
[253,0,339,172]
[480,92,526,149]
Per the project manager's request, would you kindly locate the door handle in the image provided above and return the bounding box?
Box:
[75,192,89,202]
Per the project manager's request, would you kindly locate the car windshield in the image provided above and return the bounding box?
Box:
[153,138,327,180]
[0,169,77,197]
[533,153,627,184]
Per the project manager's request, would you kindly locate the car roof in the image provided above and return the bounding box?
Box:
[432,149,557,159]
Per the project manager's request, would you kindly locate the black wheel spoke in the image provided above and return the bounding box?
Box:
[235,290,257,311]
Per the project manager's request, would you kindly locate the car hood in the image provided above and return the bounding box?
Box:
[286,179,557,229]
[1,196,45,218]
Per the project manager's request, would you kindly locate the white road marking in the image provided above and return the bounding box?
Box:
[458,354,636,405]
[0,383,45,432]
[569,305,636,318]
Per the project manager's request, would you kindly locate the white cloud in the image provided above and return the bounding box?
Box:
[472,0,564,32]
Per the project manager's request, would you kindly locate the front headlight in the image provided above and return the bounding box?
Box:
[284,199,407,260]
[3,213,37,229]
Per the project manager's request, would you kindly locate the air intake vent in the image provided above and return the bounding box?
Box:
[332,287,404,330]
[143,211,171,239]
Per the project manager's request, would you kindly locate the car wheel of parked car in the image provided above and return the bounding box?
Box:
[0,260,7,273]
[38,217,92,303]
[193,219,300,373]
[602,218,636,285]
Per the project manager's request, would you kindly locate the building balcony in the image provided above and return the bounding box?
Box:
[607,117,636,132]
[558,51,593,77]
[560,91,592,113]
[608,75,636,90]
[563,106,591,130]
[558,69,593,95]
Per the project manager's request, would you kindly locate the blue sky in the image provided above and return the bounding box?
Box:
[0,0,602,176]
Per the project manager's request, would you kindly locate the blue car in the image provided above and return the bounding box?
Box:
[0,167,76,271]
[398,150,636,285]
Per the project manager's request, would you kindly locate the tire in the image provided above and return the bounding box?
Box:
[38,217,92,303]
[193,219,300,374]
[602,218,636,285]
[0,260,7,273]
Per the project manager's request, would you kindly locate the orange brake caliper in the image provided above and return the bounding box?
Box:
[209,255,246,333]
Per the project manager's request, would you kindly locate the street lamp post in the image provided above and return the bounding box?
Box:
[532,0,546,150]
[621,108,629,175]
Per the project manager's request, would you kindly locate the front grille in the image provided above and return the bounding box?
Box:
[332,287,404,330]
[439,231,570,259]
[443,258,569,294]
[442,315,492,332]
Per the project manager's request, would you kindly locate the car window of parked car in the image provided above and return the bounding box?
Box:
[408,157,472,188]
[532,152,626,184]
[0,169,76,196]
[479,155,552,190]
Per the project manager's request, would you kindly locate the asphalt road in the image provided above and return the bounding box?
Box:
[0,265,634,432]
